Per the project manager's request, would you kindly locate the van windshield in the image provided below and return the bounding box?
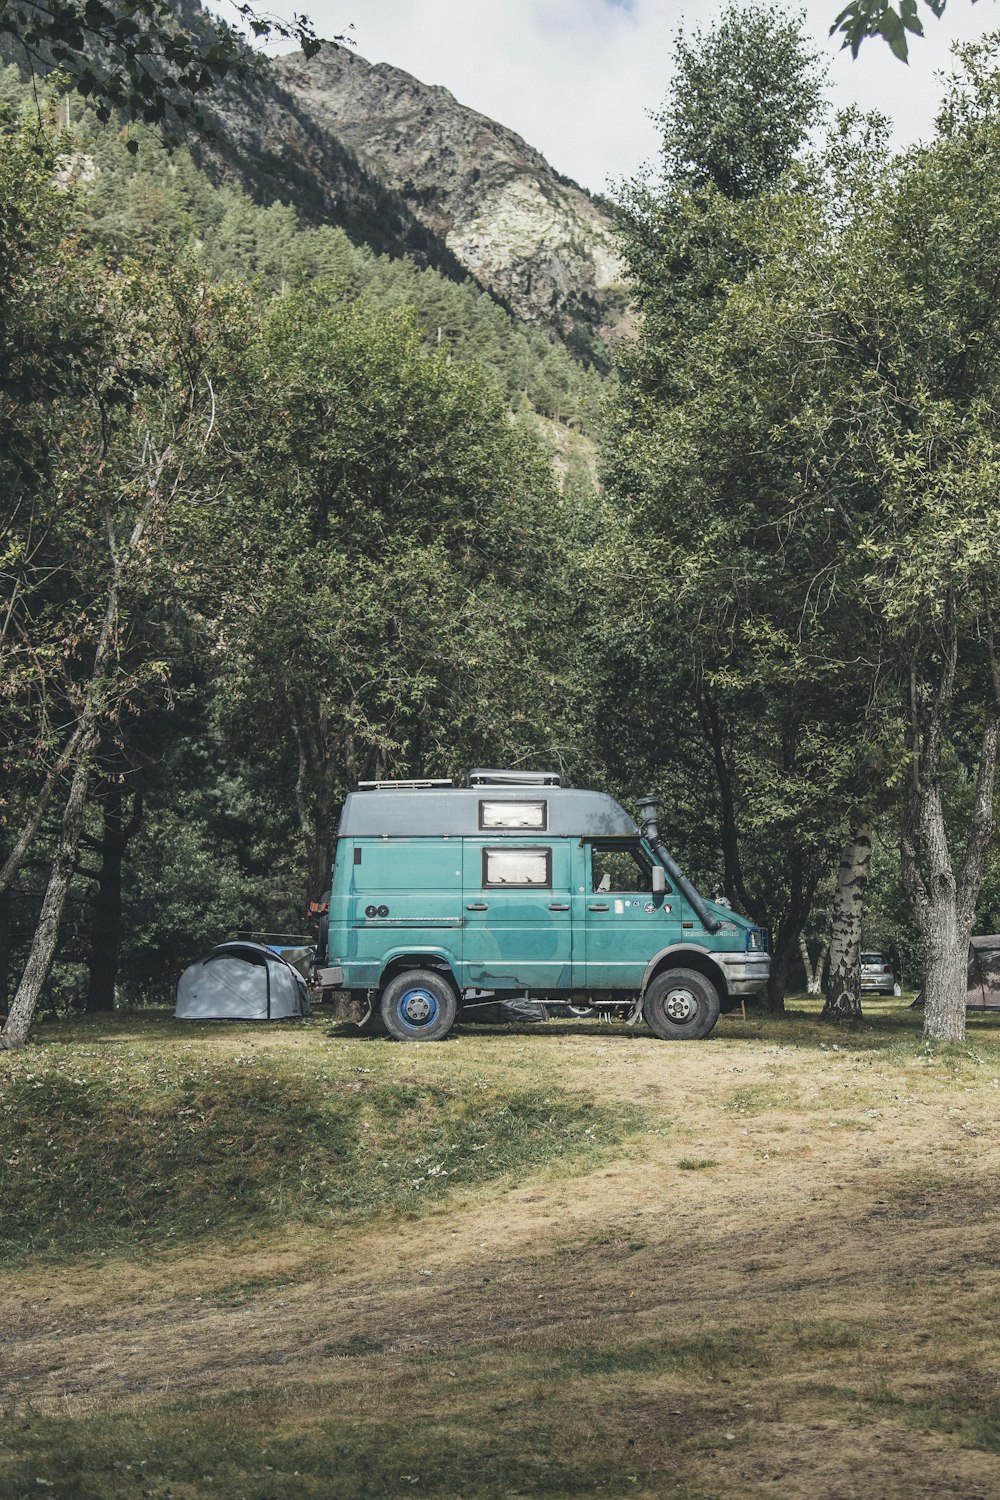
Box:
[590,842,656,894]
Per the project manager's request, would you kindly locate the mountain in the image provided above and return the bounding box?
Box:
[3,2,628,363]
[188,59,467,282]
[271,46,627,362]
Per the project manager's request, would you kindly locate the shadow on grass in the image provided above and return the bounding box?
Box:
[0,1056,636,1267]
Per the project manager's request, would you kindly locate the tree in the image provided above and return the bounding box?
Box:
[0,0,335,145]
[657,3,824,203]
[0,130,112,912]
[197,291,590,903]
[1,239,255,1047]
[2,77,605,1031]
[701,38,1000,1039]
[605,5,839,1011]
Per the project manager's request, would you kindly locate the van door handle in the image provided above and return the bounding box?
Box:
[588,902,609,911]
[548,902,570,911]
[466,902,488,911]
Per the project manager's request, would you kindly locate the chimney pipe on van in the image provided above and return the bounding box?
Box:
[636,796,721,934]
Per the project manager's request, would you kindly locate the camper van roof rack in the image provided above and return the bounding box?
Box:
[467,769,562,788]
[358,778,454,791]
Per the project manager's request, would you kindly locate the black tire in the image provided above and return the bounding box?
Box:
[642,968,720,1041]
[379,969,458,1042]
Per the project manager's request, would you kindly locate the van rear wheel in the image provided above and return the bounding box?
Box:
[643,968,720,1041]
[380,969,458,1042]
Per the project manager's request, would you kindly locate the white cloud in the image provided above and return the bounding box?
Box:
[277,0,1000,194]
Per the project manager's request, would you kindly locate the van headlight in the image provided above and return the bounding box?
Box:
[746,928,768,953]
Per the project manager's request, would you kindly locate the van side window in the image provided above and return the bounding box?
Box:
[590,842,661,894]
[482,847,552,888]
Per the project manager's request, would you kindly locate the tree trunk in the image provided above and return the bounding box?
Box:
[900,613,998,1042]
[799,932,829,995]
[1,730,97,1049]
[290,703,339,902]
[822,822,871,1023]
[0,883,10,1013]
[85,784,142,1013]
[757,847,818,1013]
[922,871,969,1042]
[698,688,755,916]
[0,721,86,898]
[763,929,795,1011]
[903,774,981,1042]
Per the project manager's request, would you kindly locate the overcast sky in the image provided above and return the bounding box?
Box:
[271,0,1000,194]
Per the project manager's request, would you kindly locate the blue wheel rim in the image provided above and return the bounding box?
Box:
[396,986,440,1030]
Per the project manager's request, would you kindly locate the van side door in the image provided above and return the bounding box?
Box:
[461,838,573,993]
[582,840,679,992]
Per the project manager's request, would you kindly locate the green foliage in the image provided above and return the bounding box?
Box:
[832,0,943,62]
[0,0,330,141]
[608,16,1000,1020]
[0,66,604,1009]
[192,289,592,887]
[656,2,824,201]
[604,8,841,1003]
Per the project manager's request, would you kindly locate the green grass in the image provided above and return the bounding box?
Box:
[6,1002,1000,1499]
[0,1380,689,1500]
[0,1018,637,1265]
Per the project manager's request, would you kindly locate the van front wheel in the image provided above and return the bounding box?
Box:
[643,968,720,1041]
[380,970,458,1042]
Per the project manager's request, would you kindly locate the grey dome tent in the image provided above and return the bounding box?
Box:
[175,942,309,1021]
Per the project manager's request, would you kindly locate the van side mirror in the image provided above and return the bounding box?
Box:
[651,866,666,895]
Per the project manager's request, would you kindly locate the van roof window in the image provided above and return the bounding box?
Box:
[479,799,547,831]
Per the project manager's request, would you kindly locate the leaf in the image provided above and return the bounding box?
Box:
[877,7,910,60]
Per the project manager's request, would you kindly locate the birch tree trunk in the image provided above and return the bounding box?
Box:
[821,822,871,1022]
[799,932,829,995]
[902,729,997,1042]
[1,728,98,1049]
[902,778,968,1041]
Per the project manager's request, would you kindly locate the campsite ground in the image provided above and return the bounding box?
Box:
[2,1001,1000,1499]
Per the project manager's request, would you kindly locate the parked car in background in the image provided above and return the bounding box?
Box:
[860,952,896,995]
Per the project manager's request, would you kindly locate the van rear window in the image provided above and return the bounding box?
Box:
[482,847,552,887]
[479,799,547,830]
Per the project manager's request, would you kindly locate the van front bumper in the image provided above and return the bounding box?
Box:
[720,953,770,997]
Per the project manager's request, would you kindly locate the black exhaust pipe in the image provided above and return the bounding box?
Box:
[637,796,721,935]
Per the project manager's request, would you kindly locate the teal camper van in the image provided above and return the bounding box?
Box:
[320,771,769,1042]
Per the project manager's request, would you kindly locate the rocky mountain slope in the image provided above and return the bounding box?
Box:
[273,45,627,361]
[3,0,628,363]
[191,58,466,282]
